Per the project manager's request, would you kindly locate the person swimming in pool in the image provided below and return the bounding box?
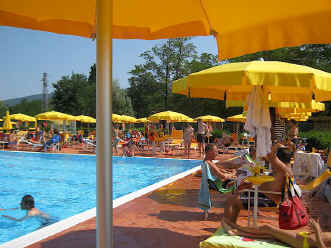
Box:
[2,195,50,223]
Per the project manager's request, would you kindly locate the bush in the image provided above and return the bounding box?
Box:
[211,129,223,138]
[300,130,331,150]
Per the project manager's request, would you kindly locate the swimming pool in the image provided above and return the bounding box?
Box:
[0,151,201,245]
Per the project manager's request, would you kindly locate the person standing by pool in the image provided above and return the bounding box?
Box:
[2,195,50,224]
[197,119,208,157]
[183,123,194,158]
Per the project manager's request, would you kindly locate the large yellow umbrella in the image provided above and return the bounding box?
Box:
[148,111,191,123]
[194,115,224,122]
[173,61,331,104]
[4,2,331,246]
[1,1,331,60]
[2,111,13,130]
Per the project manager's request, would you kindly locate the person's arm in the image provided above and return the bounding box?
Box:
[207,160,236,180]
[2,213,29,222]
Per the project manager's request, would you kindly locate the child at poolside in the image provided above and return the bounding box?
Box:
[2,195,50,223]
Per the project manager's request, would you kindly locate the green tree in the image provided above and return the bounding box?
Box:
[52,73,88,115]
[9,99,44,116]
[0,100,8,117]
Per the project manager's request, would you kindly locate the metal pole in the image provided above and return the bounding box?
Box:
[96,0,113,247]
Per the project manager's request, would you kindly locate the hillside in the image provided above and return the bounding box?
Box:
[4,93,53,106]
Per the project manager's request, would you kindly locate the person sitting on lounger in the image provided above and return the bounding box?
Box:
[224,144,293,224]
[221,217,331,248]
[204,144,238,185]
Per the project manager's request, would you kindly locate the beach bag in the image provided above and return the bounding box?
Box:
[279,177,309,230]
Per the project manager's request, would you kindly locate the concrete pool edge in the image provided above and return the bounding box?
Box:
[1,164,201,248]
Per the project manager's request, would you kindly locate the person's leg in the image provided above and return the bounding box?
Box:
[223,218,302,248]
[224,193,242,223]
[187,141,191,158]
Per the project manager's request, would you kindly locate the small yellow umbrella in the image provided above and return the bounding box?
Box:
[120,115,137,123]
[10,113,36,122]
[35,111,76,121]
[277,100,325,114]
[194,115,224,122]
[2,111,13,130]
[148,111,191,123]
[227,113,246,123]
[136,117,150,123]
[181,117,196,123]
[112,114,123,123]
[76,115,96,123]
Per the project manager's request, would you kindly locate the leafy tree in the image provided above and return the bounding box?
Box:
[52,73,89,115]
[9,99,44,116]
[0,100,8,117]
[112,80,134,115]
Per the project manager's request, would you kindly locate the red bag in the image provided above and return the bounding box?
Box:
[279,177,309,230]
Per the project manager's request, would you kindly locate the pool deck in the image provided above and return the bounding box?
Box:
[2,147,330,248]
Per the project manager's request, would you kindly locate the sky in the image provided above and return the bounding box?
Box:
[0,26,218,101]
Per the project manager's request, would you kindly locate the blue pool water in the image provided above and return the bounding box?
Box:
[0,151,200,244]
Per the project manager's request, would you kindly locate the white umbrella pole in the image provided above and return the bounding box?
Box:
[97,0,113,247]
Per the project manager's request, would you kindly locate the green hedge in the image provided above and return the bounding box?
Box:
[300,130,331,150]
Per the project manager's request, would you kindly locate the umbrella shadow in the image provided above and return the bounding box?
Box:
[149,210,223,222]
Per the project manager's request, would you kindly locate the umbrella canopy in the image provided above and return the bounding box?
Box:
[35,111,76,121]
[75,115,96,123]
[148,111,191,123]
[276,100,325,114]
[112,114,122,123]
[181,117,196,123]
[1,1,331,60]
[227,114,246,123]
[136,117,150,123]
[120,115,137,123]
[2,111,13,130]
[194,115,224,122]
[10,113,36,122]
[172,61,331,104]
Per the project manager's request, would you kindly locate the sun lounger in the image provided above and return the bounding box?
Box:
[200,226,289,248]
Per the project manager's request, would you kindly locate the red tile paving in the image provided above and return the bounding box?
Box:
[2,146,329,248]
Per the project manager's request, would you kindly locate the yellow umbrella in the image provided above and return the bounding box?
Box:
[4,2,331,245]
[227,114,246,123]
[148,111,191,123]
[35,111,76,121]
[0,118,2,121]
[10,113,36,122]
[194,115,224,122]
[76,115,96,123]
[112,114,122,123]
[276,100,325,114]
[1,1,331,60]
[2,111,13,130]
[136,117,150,123]
[172,61,331,104]
[181,117,196,123]
[120,115,137,123]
